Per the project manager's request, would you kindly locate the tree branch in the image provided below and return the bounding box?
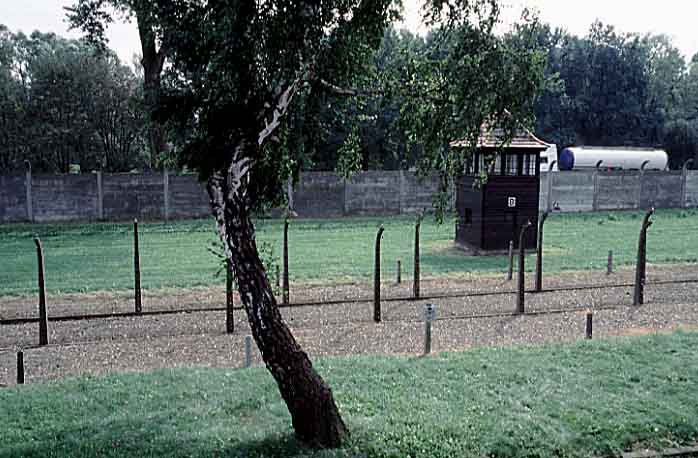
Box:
[258,81,298,146]
[316,78,383,97]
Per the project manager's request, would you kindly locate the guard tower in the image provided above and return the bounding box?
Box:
[453,125,549,252]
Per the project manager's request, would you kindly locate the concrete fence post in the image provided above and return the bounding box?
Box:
[374,225,385,322]
[226,259,234,334]
[633,208,654,306]
[413,214,422,299]
[96,170,104,220]
[342,177,349,216]
[535,212,549,292]
[34,237,48,346]
[507,240,514,281]
[592,161,603,212]
[163,169,170,220]
[546,161,557,213]
[517,221,533,314]
[244,335,252,368]
[286,179,294,212]
[282,217,290,305]
[133,219,142,314]
[682,159,694,209]
[638,161,650,209]
[17,351,24,384]
[24,160,33,222]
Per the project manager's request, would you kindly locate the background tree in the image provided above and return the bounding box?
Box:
[0,27,146,173]
[67,0,168,169]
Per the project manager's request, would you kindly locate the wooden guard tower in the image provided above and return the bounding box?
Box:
[454,125,549,253]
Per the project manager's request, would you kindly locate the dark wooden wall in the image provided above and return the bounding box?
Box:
[455,177,483,248]
[481,176,539,250]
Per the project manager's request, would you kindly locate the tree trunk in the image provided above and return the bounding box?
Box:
[207,170,347,448]
[137,14,167,169]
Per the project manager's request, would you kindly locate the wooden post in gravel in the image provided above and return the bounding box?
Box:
[507,240,514,281]
[34,237,48,346]
[413,214,422,299]
[17,351,24,384]
[282,217,289,305]
[133,219,142,314]
[226,259,234,334]
[633,208,654,306]
[374,225,385,323]
[535,212,549,292]
[585,310,593,339]
[517,221,533,314]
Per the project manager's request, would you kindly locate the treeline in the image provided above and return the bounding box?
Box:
[534,21,698,168]
[0,26,148,173]
[280,21,698,171]
[2,19,697,174]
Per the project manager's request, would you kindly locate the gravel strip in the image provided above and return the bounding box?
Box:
[2,300,698,387]
[1,266,698,387]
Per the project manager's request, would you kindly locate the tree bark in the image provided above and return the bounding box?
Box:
[137,13,168,168]
[207,156,347,448]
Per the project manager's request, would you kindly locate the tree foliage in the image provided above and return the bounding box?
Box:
[0,26,146,173]
[533,21,698,167]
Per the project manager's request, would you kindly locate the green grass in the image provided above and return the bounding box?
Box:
[2,331,698,457]
[1,209,697,296]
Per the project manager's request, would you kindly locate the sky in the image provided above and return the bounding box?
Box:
[2,0,697,66]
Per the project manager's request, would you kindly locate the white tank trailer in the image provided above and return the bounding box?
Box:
[559,146,668,171]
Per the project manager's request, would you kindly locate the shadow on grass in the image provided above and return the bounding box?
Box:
[1,421,313,458]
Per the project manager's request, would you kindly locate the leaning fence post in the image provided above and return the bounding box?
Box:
[282,217,289,305]
[17,351,25,384]
[507,240,514,281]
[413,214,422,299]
[226,259,234,334]
[34,237,48,346]
[25,160,33,222]
[517,221,533,314]
[546,161,557,213]
[633,208,654,306]
[535,212,549,292]
[374,225,385,323]
[133,219,142,314]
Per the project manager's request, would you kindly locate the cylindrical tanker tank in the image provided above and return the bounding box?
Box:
[559,147,668,171]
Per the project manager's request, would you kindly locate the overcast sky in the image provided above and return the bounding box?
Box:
[2,0,697,66]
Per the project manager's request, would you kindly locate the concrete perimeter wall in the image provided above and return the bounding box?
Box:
[1,170,697,223]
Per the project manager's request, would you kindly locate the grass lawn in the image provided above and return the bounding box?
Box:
[2,331,698,457]
[0,209,697,296]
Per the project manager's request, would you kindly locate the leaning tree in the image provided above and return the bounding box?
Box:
[66,0,547,448]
